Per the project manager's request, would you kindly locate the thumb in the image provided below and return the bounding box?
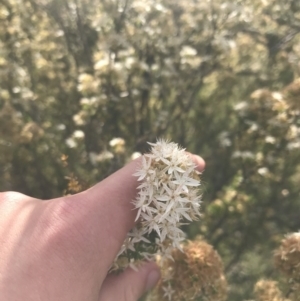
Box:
[98,262,160,301]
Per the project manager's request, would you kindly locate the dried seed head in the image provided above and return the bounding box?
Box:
[149,240,227,301]
[254,280,287,301]
[274,232,300,281]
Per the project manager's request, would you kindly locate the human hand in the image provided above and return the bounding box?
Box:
[0,155,205,301]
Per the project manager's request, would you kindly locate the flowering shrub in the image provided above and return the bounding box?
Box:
[1,0,300,299]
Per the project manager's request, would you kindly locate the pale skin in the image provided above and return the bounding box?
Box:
[0,154,205,301]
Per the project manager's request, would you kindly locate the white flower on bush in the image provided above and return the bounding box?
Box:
[112,140,202,270]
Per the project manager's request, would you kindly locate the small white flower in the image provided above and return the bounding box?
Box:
[131,152,142,160]
[109,137,125,147]
[128,227,147,239]
[163,282,175,301]
[133,156,154,181]
[123,237,136,252]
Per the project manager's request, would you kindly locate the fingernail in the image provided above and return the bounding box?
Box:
[146,270,160,291]
[193,155,205,171]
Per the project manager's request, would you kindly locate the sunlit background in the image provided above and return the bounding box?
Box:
[0,0,300,299]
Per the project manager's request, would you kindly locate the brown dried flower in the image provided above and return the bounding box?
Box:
[254,279,287,301]
[274,232,300,282]
[149,239,227,301]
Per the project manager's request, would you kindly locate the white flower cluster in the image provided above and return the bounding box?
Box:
[112,140,202,270]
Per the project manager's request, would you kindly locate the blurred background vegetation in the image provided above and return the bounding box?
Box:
[0,0,300,299]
